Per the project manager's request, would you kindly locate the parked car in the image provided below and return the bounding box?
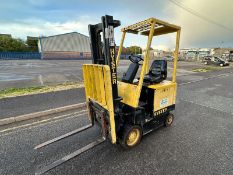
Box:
[162,55,181,61]
[163,55,173,61]
[204,56,229,67]
[202,56,211,62]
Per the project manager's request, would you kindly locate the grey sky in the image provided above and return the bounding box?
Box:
[0,0,232,49]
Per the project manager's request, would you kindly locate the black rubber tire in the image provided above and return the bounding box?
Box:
[165,113,174,127]
[120,125,142,149]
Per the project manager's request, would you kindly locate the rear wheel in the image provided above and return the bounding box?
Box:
[120,125,142,149]
[165,113,174,127]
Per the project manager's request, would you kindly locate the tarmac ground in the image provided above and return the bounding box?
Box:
[0,61,233,175]
[0,59,219,90]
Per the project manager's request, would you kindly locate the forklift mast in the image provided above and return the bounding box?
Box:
[88,15,121,108]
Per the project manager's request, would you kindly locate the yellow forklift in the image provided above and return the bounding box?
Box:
[35,15,181,175]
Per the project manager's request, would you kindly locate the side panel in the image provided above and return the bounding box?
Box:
[152,83,177,111]
[117,81,138,108]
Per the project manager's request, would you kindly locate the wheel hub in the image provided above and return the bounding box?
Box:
[167,116,173,125]
[127,129,140,146]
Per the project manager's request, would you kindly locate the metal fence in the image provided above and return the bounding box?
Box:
[0,52,41,60]
[0,52,131,60]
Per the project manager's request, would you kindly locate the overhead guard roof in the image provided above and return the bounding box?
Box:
[121,18,181,36]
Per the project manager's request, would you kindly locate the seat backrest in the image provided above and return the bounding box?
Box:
[149,60,167,78]
[122,63,139,83]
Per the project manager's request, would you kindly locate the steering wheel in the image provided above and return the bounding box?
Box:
[128,54,144,64]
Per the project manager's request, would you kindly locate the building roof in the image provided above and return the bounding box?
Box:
[40,32,89,39]
[27,36,38,40]
[39,32,91,52]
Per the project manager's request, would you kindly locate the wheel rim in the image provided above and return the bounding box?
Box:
[167,115,173,125]
[126,128,140,146]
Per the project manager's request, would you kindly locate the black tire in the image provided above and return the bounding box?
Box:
[165,113,174,127]
[120,125,142,149]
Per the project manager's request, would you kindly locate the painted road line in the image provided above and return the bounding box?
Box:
[0,110,87,135]
[179,98,233,116]
[0,102,86,126]
[179,72,233,86]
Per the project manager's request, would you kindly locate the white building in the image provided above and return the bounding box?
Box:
[38,32,91,60]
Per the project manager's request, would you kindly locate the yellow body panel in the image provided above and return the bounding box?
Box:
[121,18,180,36]
[148,80,177,111]
[117,81,138,107]
[82,64,116,144]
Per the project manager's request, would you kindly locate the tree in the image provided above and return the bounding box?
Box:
[26,37,38,52]
[126,46,142,55]
[0,36,26,52]
[0,36,38,52]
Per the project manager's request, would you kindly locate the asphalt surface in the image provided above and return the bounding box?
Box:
[0,60,88,90]
[0,88,85,119]
[1,66,233,175]
[0,60,221,119]
[0,60,213,90]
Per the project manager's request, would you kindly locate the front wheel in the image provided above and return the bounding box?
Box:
[220,63,223,67]
[120,125,142,149]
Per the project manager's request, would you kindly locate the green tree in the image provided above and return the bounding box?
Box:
[126,46,142,55]
[0,36,27,52]
[26,37,38,52]
[0,36,38,52]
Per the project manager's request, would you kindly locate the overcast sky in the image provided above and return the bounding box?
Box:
[0,0,233,49]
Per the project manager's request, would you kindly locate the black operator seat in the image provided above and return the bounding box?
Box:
[121,63,139,84]
[143,60,167,84]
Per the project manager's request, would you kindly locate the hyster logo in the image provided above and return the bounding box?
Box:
[110,48,117,84]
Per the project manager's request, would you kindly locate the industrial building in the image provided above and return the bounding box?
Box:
[38,32,91,60]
